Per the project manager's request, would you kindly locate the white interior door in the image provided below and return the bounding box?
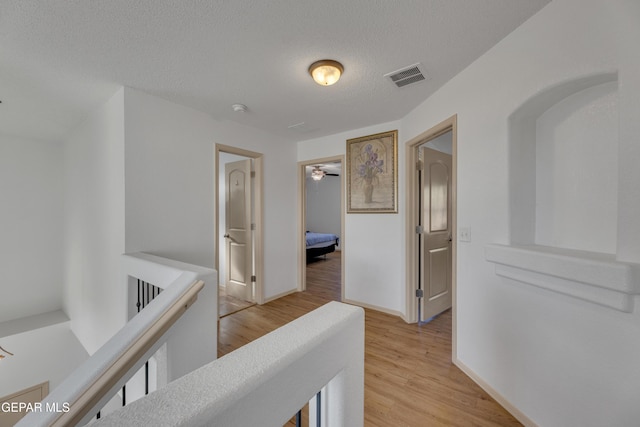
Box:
[225,159,253,301]
[420,147,452,320]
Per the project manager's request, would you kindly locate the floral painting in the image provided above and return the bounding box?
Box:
[346,130,398,213]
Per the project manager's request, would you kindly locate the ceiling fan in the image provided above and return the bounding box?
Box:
[310,165,339,181]
[0,345,13,360]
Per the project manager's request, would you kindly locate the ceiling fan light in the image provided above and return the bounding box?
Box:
[311,166,325,180]
[0,345,13,359]
[309,60,343,86]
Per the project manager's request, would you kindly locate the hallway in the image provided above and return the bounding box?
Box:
[218,252,520,426]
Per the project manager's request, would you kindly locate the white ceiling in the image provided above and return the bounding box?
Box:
[0,0,550,143]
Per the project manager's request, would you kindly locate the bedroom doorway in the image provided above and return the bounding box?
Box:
[405,115,458,353]
[298,156,345,301]
[215,144,264,318]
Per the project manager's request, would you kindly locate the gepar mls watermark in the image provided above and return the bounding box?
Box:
[1,401,70,414]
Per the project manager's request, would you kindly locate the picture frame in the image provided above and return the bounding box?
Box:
[346,130,398,213]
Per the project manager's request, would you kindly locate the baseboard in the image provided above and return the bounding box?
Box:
[453,358,538,427]
[342,298,404,318]
[262,288,298,304]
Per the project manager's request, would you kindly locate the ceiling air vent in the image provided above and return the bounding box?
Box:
[384,63,427,88]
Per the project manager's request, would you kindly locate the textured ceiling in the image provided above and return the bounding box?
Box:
[0,0,550,143]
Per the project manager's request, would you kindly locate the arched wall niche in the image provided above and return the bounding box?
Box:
[486,72,640,313]
[508,72,619,250]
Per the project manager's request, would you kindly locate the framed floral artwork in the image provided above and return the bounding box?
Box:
[346,130,398,213]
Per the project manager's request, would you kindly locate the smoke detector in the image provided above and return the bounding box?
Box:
[232,103,248,113]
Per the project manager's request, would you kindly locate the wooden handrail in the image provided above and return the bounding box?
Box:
[50,280,204,427]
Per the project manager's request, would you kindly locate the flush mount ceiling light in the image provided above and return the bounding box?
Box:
[308,60,343,86]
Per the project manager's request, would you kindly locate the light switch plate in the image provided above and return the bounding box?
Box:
[459,227,471,242]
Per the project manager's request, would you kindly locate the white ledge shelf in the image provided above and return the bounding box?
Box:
[485,244,640,312]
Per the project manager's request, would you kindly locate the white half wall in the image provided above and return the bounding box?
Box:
[63,88,126,354]
[298,120,403,314]
[0,135,64,323]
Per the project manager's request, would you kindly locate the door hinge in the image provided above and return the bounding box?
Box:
[415,289,424,298]
[251,275,256,282]
[415,225,423,234]
[251,223,256,231]
[251,171,256,178]
[416,160,423,171]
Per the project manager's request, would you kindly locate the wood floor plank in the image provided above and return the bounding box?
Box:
[218,251,521,426]
[218,286,255,317]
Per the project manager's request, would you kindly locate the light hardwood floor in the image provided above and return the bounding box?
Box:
[218,252,522,426]
[218,285,255,318]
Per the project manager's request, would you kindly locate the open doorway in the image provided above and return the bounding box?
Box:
[215,144,264,318]
[405,115,458,356]
[298,156,345,301]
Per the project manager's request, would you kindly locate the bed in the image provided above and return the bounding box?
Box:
[306,231,339,260]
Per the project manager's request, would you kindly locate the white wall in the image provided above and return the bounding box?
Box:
[298,120,404,314]
[423,131,452,155]
[0,135,64,323]
[399,0,640,425]
[124,88,297,301]
[306,176,341,247]
[298,0,640,425]
[535,81,618,253]
[60,86,297,357]
[0,321,88,398]
[123,88,216,268]
[63,88,126,354]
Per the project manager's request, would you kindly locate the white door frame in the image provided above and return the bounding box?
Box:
[405,115,457,357]
[215,144,264,307]
[298,155,345,300]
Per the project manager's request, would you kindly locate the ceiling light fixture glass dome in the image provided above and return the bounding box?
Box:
[308,60,344,86]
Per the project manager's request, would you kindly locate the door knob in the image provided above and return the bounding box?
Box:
[223,234,230,238]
